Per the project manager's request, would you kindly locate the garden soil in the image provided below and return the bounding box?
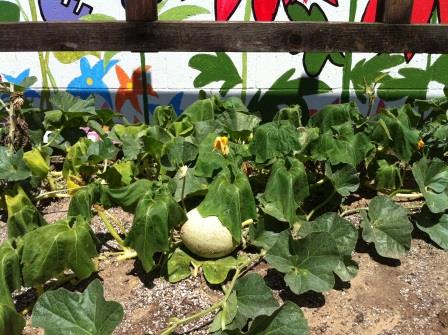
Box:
[1,197,447,335]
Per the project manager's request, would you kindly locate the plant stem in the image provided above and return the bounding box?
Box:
[388,188,418,197]
[7,99,15,151]
[306,189,336,221]
[341,0,357,103]
[181,175,187,211]
[95,206,126,248]
[140,52,150,124]
[105,210,127,235]
[28,0,50,109]
[35,186,86,200]
[159,252,265,335]
[340,207,368,217]
[393,193,423,200]
[240,0,252,103]
[341,203,423,218]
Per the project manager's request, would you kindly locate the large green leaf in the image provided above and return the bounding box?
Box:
[351,54,405,103]
[23,148,49,178]
[181,97,218,123]
[100,180,154,212]
[194,132,228,178]
[68,183,101,220]
[0,147,31,182]
[21,216,98,287]
[258,158,309,226]
[125,192,186,272]
[198,168,257,242]
[370,106,420,162]
[375,160,403,191]
[49,92,96,120]
[167,248,193,283]
[173,166,208,202]
[142,125,173,160]
[223,273,279,331]
[325,163,359,197]
[249,121,301,163]
[311,128,374,167]
[0,1,20,22]
[412,157,448,213]
[159,5,209,20]
[100,160,135,187]
[0,241,21,306]
[109,124,149,161]
[415,206,448,250]
[161,136,198,170]
[0,304,25,335]
[309,102,362,132]
[266,231,340,295]
[219,302,308,335]
[189,53,242,96]
[5,186,47,238]
[217,110,261,141]
[300,213,358,281]
[360,196,413,259]
[32,279,123,335]
[202,256,239,285]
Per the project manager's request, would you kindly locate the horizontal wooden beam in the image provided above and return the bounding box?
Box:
[0,21,447,53]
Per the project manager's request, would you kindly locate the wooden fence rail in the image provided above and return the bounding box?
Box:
[0,0,446,54]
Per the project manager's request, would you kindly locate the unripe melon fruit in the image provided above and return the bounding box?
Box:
[180,208,238,259]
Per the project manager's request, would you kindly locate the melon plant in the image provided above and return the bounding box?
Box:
[0,81,446,334]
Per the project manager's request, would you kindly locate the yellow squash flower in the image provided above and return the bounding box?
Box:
[213,136,230,156]
[417,139,425,151]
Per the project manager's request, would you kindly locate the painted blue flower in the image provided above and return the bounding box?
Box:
[149,92,184,116]
[3,69,40,99]
[67,58,118,108]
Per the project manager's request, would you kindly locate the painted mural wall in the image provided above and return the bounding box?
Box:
[1,0,447,122]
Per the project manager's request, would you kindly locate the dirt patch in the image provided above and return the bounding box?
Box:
[3,198,448,335]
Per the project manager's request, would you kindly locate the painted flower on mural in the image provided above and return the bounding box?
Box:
[3,69,39,99]
[115,65,157,114]
[362,0,448,61]
[68,58,118,108]
[215,0,338,21]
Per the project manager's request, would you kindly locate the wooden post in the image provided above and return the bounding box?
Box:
[125,0,158,22]
[377,0,413,24]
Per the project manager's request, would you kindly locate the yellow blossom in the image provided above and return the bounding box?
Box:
[213,136,230,156]
[417,139,425,151]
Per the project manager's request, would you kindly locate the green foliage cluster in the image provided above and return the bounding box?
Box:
[0,78,447,335]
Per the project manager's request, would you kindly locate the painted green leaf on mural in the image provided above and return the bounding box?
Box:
[53,52,101,65]
[285,2,344,77]
[189,52,242,96]
[159,5,209,20]
[351,54,405,103]
[430,54,448,86]
[303,52,345,78]
[378,68,429,101]
[0,1,20,22]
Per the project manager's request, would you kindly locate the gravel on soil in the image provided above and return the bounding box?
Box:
[1,198,446,335]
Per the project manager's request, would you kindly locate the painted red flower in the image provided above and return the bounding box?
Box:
[362,0,448,61]
[115,65,157,114]
[215,0,338,22]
